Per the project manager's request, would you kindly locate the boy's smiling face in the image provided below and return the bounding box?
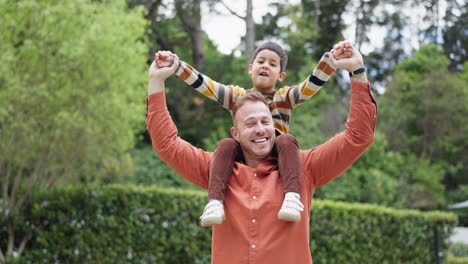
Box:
[249,49,286,93]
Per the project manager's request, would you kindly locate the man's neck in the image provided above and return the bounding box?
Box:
[243,154,272,168]
[245,159,262,168]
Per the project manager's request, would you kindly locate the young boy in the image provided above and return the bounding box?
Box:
[155,41,352,227]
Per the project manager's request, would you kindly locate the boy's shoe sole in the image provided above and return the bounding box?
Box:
[200,214,226,227]
[277,209,301,222]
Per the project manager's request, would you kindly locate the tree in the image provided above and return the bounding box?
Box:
[0,0,148,261]
[175,0,206,71]
[378,44,468,197]
[126,0,256,148]
[312,132,446,209]
[205,0,257,56]
[216,0,255,55]
[352,0,379,50]
[127,0,174,52]
[442,0,467,71]
[301,0,347,60]
[418,0,442,45]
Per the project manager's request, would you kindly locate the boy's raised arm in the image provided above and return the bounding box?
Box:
[280,41,353,109]
[156,51,246,111]
[274,52,336,109]
[302,46,376,188]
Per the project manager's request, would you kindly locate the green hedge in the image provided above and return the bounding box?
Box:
[449,255,468,264]
[5,185,457,263]
[451,242,468,258]
[309,200,456,263]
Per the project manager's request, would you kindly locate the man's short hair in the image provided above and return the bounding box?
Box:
[250,42,288,72]
[232,91,269,121]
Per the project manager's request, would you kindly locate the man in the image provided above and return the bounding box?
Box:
[146,44,377,264]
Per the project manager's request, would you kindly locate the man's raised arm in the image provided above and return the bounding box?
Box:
[146,53,211,189]
[302,47,377,188]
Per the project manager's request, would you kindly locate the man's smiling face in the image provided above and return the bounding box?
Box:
[231,101,276,165]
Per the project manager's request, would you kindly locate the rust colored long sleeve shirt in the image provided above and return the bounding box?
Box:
[146,82,377,264]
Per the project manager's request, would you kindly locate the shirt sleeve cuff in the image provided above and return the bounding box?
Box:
[146,92,167,115]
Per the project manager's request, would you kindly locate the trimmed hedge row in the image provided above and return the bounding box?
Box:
[7,185,457,263]
[309,200,456,263]
[449,256,468,264]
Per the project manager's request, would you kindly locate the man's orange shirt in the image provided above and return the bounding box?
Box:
[146,82,377,264]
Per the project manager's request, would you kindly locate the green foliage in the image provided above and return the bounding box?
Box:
[0,1,148,259]
[393,153,446,209]
[381,45,467,162]
[447,185,468,226]
[378,44,468,208]
[289,81,338,149]
[310,200,456,263]
[300,0,347,60]
[118,147,203,191]
[18,186,211,264]
[462,61,468,82]
[448,255,468,264]
[7,186,457,263]
[277,3,319,82]
[396,44,450,73]
[127,0,190,54]
[314,133,446,209]
[0,0,148,184]
[442,0,467,71]
[450,242,468,258]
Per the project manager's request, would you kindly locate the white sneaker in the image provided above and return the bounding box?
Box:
[200,199,226,227]
[277,192,304,222]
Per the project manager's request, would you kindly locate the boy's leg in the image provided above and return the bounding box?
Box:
[274,134,304,222]
[274,134,301,193]
[208,138,242,200]
[201,138,242,227]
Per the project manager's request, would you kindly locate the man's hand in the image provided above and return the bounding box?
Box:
[155,50,176,68]
[149,52,179,82]
[148,52,179,95]
[332,40,353,60]
[329,43,364,73]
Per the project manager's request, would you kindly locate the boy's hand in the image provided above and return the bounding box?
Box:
[155,50,176,68]
[331,40,353,60]
[149,52,179,82]
[328,46,364,73]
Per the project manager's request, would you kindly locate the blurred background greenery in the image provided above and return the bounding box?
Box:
[0,0,467,261]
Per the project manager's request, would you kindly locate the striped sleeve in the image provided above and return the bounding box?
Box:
[286,52,336,109]
[174,60,247,111]
[270,87,293,134]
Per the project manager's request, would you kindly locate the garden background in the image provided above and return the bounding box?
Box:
[1,0,467,263]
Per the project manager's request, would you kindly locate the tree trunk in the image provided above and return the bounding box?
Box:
[245,0,255,55]
[144,0,172,50]
[191,23,205,71]
[219,0,255,55]
[354,0,366,50]
[313,0,321,48]
[175,0,206,71]
[7,224,14,258]
[129,0,172,51]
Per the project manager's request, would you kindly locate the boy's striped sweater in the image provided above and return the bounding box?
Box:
[174,53,336,134]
